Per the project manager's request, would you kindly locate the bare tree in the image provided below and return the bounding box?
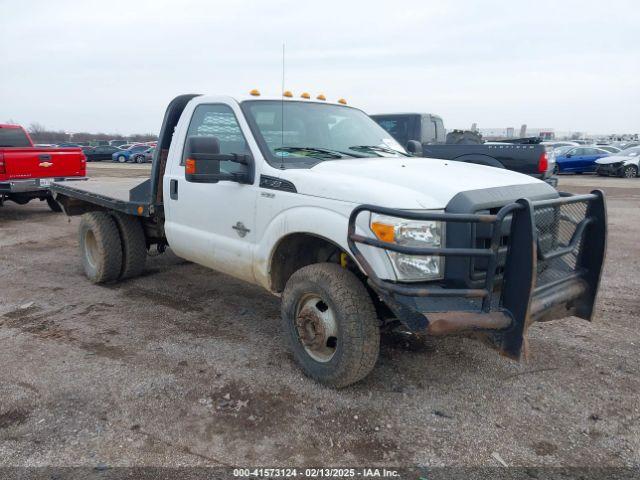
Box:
[28,122,47,135]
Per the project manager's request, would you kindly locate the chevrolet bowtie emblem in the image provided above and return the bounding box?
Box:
[39,162,53,167]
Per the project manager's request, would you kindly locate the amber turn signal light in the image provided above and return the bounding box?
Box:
[185,158,196,174]
[371,222,395,243]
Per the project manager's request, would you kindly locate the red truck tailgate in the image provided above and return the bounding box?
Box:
[1,148,86,180]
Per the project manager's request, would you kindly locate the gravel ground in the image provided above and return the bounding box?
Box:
[0,166,638,468]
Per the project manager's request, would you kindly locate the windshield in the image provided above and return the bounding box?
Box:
[242,100,408,166]
[621,146,640,157]
[554,146,573,156]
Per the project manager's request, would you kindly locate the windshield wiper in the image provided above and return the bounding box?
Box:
[349,145,409,157]
[274,146,364,159]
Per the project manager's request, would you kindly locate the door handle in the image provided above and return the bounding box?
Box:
[170,179,178,200]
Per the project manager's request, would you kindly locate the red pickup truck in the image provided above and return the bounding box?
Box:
[0,124,86,211]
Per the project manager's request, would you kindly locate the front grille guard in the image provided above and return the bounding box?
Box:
[347,190,607,359]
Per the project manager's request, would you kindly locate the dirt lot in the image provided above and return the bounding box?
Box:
[1,165,638,468]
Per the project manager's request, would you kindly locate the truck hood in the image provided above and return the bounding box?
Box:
[282,157,546,209]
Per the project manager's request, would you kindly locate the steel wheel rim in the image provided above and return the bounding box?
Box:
[295,293,338,363]
[84,229,98,269]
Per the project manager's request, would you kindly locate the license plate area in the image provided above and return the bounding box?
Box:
[39,178,52,187]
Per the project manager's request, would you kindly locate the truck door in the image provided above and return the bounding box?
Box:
[163,102,257,283]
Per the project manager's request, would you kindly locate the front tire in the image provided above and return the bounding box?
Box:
[552,164,559,175]
[621,165,638,178]
[117,155,126,163]
[79,212,123,284]
[281,263,380,388]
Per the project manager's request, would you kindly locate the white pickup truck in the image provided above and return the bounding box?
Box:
[52,93,607,388]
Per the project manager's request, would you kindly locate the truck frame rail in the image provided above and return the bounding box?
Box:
[347,190,606,359]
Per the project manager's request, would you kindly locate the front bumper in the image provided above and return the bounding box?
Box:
[595,163,623,176]
[348,191,607,359]
[0,177,87,194]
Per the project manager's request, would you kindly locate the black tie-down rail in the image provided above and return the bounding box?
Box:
[347,190,607,359]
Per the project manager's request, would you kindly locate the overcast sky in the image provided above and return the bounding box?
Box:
[1,0,639,135]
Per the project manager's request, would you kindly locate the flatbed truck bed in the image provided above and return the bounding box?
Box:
[53,177,157,217]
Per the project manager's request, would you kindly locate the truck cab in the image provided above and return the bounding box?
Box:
[52,93,607,388]
[370,113,446,146]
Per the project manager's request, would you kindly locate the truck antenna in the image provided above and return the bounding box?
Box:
[280,42,286,170]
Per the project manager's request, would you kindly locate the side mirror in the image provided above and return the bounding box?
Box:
[406,140,423,155]
[565,153,572,158]
[184,136,251,184]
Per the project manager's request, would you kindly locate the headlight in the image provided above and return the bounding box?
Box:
[370,213,445,282]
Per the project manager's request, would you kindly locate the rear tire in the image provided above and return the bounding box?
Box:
[46,197,62,212]
[79,212,123,283]
[552,165,559,175]
[111,212,147,279]
[281,263,380,388]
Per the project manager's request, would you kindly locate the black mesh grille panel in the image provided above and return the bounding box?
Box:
[471,200,589,289]
[533,201,587,287]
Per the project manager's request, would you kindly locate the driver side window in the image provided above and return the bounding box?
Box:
[182,104,249,174]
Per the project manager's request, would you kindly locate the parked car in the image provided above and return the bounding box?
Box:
[542,141,580,149]
[0,124,86,211]
[111,144,150,163]
[595,145,621,154]
[109,140,128,147]
[554,146,611,174]
[85,145,121,162]
[618,141,640,150]
[51,93,606,388]
[372,113,557,186]
[595,147,640,178]
[131,147,154,163]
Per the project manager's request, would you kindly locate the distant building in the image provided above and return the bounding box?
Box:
[478,127,555,141]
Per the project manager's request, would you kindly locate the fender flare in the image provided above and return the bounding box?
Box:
[253,206,396,291]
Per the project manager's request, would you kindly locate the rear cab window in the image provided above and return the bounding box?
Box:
[0,127,31,147]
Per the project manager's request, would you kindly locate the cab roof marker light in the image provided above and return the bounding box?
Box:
[300,92,310,99]
[283,91,293,98]
[337,98,347,105]
[316,94,326,101]
[249,89,260,96]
